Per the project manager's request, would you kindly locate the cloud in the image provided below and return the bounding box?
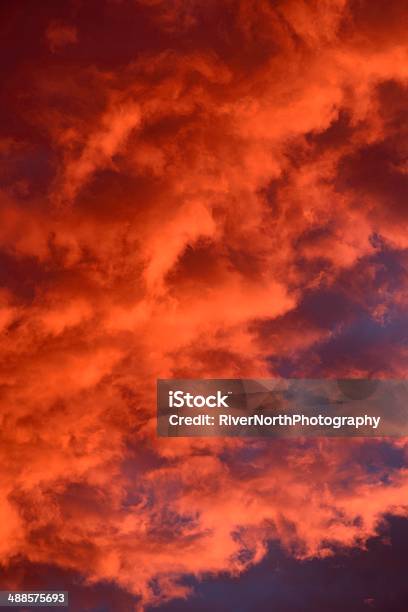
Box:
[0,0,407,609]
[46,22,78,52]
[55,101,142,203]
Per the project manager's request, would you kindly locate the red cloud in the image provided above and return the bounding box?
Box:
[46,22,78,52]
[0,0,407,608]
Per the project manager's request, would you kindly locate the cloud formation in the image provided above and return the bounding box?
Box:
[0,0,407,608]
[45,21,78,53]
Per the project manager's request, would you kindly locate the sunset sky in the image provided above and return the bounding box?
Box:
[0,0,407,610]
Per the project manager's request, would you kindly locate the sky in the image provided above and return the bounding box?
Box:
[0,0,407,610]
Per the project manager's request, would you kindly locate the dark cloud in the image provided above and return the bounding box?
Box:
[151,515,408,612]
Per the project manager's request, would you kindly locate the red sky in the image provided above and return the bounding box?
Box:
[0,0,407,609]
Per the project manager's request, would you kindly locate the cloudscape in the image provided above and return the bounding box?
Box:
[0,0,407,610]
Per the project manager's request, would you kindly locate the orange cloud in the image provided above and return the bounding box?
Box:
[0,0,407,609]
